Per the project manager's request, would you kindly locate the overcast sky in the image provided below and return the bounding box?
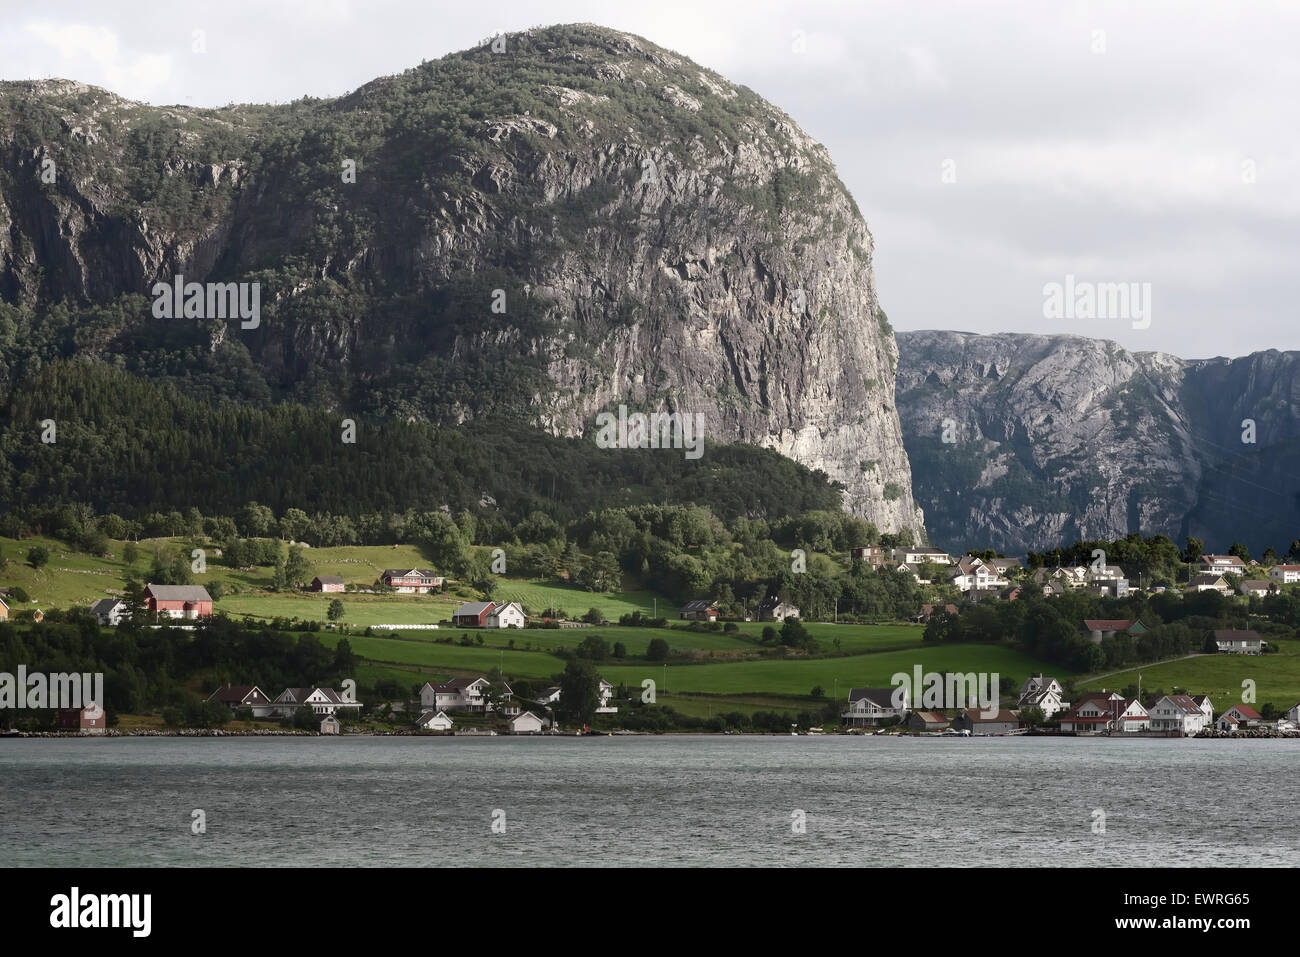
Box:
[2,0,1296,359]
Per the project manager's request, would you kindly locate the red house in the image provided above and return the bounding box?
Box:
[144,584,213,619]
[452,601,494,627]
[58,705,107,734]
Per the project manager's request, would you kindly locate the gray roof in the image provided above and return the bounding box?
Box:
[314,575,345,585]
[848,688,902,708]
[90,598,125,613]
[145,584,212,602]
[454,601,494,616]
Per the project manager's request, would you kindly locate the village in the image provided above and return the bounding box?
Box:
[9,544,1300,739]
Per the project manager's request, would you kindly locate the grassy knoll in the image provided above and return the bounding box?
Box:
[1076,638,1300,713]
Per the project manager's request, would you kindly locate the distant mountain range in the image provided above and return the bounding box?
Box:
[895,330,1300,557]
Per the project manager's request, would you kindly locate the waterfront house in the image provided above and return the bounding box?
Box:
[1219,704,1262,729]
[1059,691,1125,733]
[452,601,495,627]
[416,710,454,731]
[486,601,526,629]
[509,711,546,734]
[418,676,515,714]
[950,708,1021,734]
[57,705,106,734]
[532,679,617,713]
[1209,629,1266,654]
[206,684,275,717]
[1148,694,1212,735]
[1268,564,1300,585]
[272,686,362,717]
[1018,675,1067,717]
[381,568,444,593]
[843,687,909,727]
[310,575,345,593]
[905,710,949,732]
[90,598,129,626]
[319,715,341,734]
[679,600,720,622]
[144,584,213,619]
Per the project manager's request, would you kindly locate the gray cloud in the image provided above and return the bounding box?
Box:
[2,0,1295,358]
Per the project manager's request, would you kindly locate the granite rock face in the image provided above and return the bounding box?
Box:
[0,24,923,535]
[896,330,1300,555]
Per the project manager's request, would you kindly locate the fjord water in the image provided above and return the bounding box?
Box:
[1,736,1294,866]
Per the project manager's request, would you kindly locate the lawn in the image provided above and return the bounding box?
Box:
[1076,640,1300,713]
[572,644,1070,697]
[220,592,457,625]
[488,580,664,620]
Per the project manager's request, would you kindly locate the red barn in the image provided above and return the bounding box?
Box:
[452,601,494,627]
[144,584,213,619]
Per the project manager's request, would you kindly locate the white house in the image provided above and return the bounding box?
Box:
[419,676,517,714]
[509,711,546,734]
[843,687,909,727]
[892,547,952,566]
[416,710,454,731]
[1210,629,1266,654]
[273,686,362,717]
[1286,702,1300,724]
[758,597,800,621]
[1238,579,1273,597]
[1059,692,1125,733]
[1186,574,1231,594]
[1198,555,1247,576]
[1148,694,1212,735]
[486,601,526,629]
[89,598,129,627]
[1017,675,1067,718]
[947,559,1006,593]
[1219,704,1263,729]
[1268,564,1300,585]
[535,678,618,713]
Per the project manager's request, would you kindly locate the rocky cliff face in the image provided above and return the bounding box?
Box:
[896,330,1300,555]
[0,23,922,535]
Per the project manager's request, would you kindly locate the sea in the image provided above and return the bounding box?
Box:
[1,735,1295,866]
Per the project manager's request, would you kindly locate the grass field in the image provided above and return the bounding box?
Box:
[1076,639,1300,712]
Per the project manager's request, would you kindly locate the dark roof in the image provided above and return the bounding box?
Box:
[453,601,494,616]
[958,708,1020,724]
[382,568,439,578]
[1211,629,1262,640]
[680,599,719,612]
[206,685,268,704]
[848,688,902,708]
[145,584,212,602]
[313,575,345,585]
[90,598,124,613]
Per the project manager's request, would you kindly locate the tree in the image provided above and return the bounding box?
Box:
[583,607,604,624]
[575,635,610,661]
[612,641,627,659]
[1184,537,1204,563]
[284,544,312,588]
[557,659,601,725]
[1228,542,1251,562]
[122,541,139,566]
[646,637,670,661]
[27,546,49,569]
[327,599,344,622]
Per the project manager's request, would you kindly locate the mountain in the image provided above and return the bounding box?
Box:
[895,330,1300,556]
[0,23,922,536]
